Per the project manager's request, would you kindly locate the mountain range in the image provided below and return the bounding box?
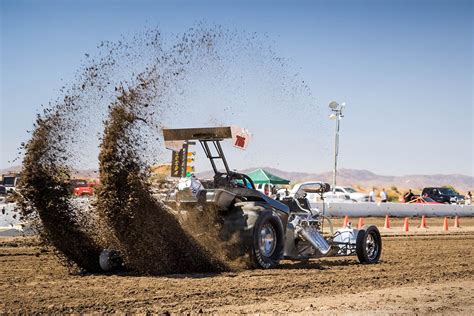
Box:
[197,167,474,193]
[1,165,472,192]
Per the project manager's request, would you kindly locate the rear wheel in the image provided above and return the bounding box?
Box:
[249,210,284,269]
[356,225,382,264]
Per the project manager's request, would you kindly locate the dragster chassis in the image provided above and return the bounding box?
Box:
[165,185,382,269]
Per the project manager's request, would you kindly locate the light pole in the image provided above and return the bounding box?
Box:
[329,101,345,192]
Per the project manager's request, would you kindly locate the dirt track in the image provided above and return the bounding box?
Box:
[1,219,474,314]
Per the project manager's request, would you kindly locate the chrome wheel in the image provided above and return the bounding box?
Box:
[356,225,382,264]
[366,233,379,261]
[259,223,277,257]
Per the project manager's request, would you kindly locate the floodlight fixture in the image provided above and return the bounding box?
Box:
[328,101,339,110]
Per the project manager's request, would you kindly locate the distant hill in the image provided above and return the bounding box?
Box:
[3,165,473,192]
[198,167,474,193]
[0,165,98,179]
[0,165,22,175]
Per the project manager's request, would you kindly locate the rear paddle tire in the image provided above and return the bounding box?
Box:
[356,225,382,264]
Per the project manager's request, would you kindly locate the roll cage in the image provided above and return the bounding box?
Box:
[162,127,255,190]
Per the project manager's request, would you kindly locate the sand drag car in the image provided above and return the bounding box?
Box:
[161,127,382,269]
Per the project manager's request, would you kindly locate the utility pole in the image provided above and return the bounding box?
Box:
[328,101,345,192]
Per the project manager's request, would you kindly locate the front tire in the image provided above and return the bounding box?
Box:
[249,210,284,269]
[356,225,382,264]
[99,249,123,272]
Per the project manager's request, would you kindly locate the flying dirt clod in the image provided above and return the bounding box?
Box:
[95,86,228,274]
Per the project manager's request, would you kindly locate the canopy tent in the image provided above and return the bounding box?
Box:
[246,168,290,185]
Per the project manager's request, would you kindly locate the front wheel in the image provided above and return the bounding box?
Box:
[356,225,382,264]
[249,210,284,269]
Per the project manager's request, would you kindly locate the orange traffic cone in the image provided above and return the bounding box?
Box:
[342,215,349,228]
[357,217,364,229]
[419,215,428,229]
[384,214,391,229]
[403,217,409,232]
[443,216,449,231]
[454,216,460,228]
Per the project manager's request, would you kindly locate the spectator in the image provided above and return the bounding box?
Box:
[369,188,376,202]
[380,188,388,203]
[466,191,472,205]
[403,189,414,203]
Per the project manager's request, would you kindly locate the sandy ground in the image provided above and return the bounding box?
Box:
[1,217,473,314]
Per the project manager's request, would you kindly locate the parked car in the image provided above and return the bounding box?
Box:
[69,179,94,197]
[1,173,21,193]
[324,186,369,202]
[292,182,353,203]
[421,187,465,204]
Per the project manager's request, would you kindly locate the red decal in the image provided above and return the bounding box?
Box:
[235,135,246,148]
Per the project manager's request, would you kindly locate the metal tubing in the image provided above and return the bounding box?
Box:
[297,226,331,255]
[200,140,218,174]
[215,141,231,174]
[333,114,339,190]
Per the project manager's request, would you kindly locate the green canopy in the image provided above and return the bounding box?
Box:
[246,168,290,185]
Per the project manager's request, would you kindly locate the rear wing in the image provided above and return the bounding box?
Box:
[163,126,251,151]
[162,126,251,176]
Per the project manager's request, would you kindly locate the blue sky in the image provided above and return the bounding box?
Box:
[1,0,473,176]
